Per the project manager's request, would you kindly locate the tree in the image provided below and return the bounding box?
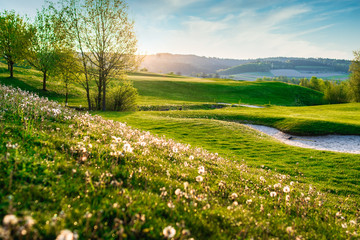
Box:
[54,50,82,106]
[0,11,32,78]
[309,76,324,92]
[349,50,360,102]
[57,0,138,111]
[26,7,69,91]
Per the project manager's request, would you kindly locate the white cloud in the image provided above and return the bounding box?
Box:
[137,4,349,59]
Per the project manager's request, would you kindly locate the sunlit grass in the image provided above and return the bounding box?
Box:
[98,111,360,196]
[1,85,359,239]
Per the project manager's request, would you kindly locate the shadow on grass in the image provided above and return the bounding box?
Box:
[0,76,65,101]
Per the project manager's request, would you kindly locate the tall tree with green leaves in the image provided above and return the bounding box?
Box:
[0,11,33,78]
[57,0,138,111]
[349,51,360,102]
[54,50,82,106]
[26,7,70,91]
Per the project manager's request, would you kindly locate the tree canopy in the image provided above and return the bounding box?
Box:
[0,10,32,77]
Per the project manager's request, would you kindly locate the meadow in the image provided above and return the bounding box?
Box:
[1,63,360,239]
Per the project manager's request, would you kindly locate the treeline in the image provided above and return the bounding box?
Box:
[0,0,138,111]
[218,59,351,75]
[257,58,360,104]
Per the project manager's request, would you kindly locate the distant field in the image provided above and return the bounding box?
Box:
[220,69,349,81]
[222,72,274,81]
[271,69,349,79]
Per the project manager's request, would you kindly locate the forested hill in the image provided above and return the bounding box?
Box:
[139,53,351,76]
[218,58,351,75]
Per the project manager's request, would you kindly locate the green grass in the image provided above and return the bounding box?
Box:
[129,72,325,106]
[150,103,360,135]
[0,62,87,107]
[1,85,360,239]
[0,63,326,108]
[98,111,360,197]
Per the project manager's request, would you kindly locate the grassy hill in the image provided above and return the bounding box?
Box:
[0,62,325,108]
[1,84,360,239]
[1,64,360,239]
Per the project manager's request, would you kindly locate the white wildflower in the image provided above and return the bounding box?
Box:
[3,214,18,226]
[195,176,203,182]
[270,192,277,197]
[283,186,290,193]
[56,229,78,240]
[230,193,238,200]
[163,226,176,238]
[198,166,205,174]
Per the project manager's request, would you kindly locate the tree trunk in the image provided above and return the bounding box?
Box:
[43,70,47,91]
[97,73,102,110]
[86,81,91,111]
[65,82,68,106]
[102,77,106,111]
[9,62,14,78]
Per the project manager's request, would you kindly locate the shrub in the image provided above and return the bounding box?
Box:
[106,81,138,111]
[323,81,350,103]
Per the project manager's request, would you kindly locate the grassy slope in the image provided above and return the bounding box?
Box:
[0,62,87,106]
[129,72,325,106]
[0,63,325,108]
[98,111,360,196]
[2,86,359,239]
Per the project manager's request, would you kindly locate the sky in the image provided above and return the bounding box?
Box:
[1,0,360,59]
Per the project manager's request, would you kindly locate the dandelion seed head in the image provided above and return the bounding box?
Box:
[283,186,290,193]
[196,176,203,182]
[270,192,277,197]
[3,214,18,226]
[163,226,176,238]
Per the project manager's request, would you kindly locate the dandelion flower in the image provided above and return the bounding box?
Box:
[286,226,294,234]
[123,143,133,153]
[285,195,290,201]
[175,189,182,196]
[270,192,277,197]
[3,214,18,226]
[283,186,290,193]
[167,201,175,209]
[230,193,238,200]
[24,216,35,228]
[56,229,78,240]
[198,166,205,174]
[163,226,176,238]
[196,176,203,182]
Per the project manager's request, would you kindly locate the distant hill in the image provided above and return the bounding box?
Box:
[218,58,351,75]
[139,53,249,75]
[139,54,351,80]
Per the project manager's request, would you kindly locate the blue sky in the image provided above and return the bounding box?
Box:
[2,0,360,59]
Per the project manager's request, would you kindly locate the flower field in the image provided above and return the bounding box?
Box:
[1,85,359,239]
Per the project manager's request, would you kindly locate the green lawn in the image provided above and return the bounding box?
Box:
[153,103,360,135]
[98,111,360,197]
[129,72,325,106]
[0,63,326,109]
